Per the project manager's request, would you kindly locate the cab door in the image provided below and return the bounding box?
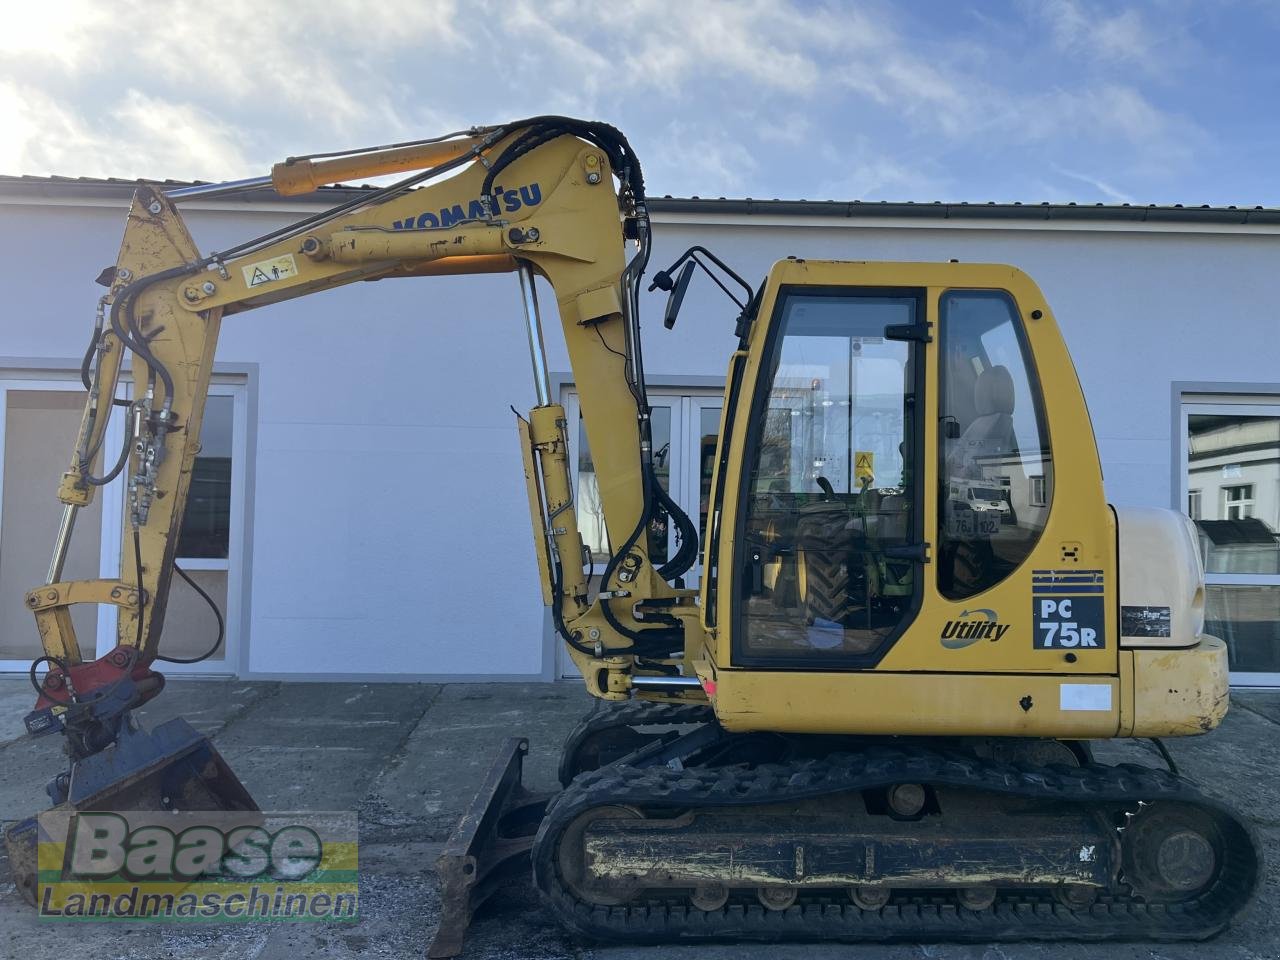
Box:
[728,285,928,669]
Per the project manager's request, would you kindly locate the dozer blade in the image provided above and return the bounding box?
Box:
[4,716,256,906]
[428,737,551,959]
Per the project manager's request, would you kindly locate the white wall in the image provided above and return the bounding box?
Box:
[1,192,1276,677]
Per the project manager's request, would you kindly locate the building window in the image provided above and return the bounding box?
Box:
[165,389,245,667]
[1184,404,1280,682]
[1030,475,1047,507]
[178,404,233,559]
[1222,484,1254,520]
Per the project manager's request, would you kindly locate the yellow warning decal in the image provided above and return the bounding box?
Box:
[242,254,298,288]
[855,450,875,486]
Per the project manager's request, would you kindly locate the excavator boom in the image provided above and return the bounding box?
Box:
[4,119,696,928]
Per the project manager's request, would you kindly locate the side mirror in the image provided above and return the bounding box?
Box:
[663,261,696,330]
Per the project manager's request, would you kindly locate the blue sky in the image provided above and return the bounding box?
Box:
[2,0,1277,205]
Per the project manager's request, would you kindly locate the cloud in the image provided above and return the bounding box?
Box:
[1029,0,1200,80]
[754,113,814,146]
[814,136,951,201]
[645,120,760,196]
[0,0,468,178]
[1024,83,1201,170]
[0,0,1221,205]
[1039,0,1152,62]
[615,0,849,96]
[1050,164,1136,203]
[0,0,107,67]
[0,82,253,180]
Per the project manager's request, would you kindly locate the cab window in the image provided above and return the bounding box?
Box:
[938,290,1052,599]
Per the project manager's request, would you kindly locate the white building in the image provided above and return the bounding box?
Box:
[1,177,1277,685]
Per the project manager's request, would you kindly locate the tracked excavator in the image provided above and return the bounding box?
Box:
[2,117,1261,952]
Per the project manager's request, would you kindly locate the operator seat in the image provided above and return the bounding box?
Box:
[952,364,1017,474]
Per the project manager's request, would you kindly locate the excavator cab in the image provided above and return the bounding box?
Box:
[691,260,1123,726]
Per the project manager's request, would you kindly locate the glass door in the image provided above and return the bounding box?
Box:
[159,384,248,674]
[87,380,247,675]
[1181,400,1280,685]
[567,393,680,578]
[0,375,247,677]
[559,389,724,677]
[0,378,123,672]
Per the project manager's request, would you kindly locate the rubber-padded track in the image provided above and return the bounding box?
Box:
[533,747,1261,944]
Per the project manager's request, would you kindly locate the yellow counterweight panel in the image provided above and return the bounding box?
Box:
[1123,636,1230,737]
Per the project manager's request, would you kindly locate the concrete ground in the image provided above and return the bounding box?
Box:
[0,678,1276,960]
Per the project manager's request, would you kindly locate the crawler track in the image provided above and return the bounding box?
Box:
[558,699,714,786]
[534,746,1260,943]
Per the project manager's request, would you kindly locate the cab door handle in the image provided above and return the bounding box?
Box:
[745,550,765,594]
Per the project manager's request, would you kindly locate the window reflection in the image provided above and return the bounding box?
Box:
[1188,415,1280,576]
[576,407,672,566]
[178,395,234,560]
[698,407,721,553]
[1187,412,1280,675]
[1205,584,1280,673]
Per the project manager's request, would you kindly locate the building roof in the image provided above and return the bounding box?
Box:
[2,174,1279,226]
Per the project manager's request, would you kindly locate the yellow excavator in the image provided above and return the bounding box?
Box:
[3,117,1261,952]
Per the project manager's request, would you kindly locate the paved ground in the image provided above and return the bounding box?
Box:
[0,678,1276,960]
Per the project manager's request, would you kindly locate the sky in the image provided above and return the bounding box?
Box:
[1,0,1278,206]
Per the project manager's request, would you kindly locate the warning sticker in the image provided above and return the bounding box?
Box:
[242,254,298,288]
[855,451,875,486]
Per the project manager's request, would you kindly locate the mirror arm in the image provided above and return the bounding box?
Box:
[649,245,755,307]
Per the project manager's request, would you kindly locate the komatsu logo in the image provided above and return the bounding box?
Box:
[389,182,543,231]
[940,608,1010,649]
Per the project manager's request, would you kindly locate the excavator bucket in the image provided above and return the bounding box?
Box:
[3,716,256,906]
[428,737,551,958]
